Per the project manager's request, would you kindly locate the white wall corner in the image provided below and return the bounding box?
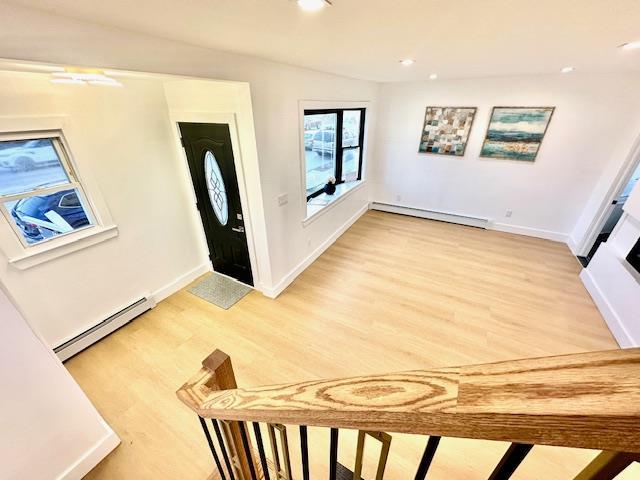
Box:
[580,268,637,348]
[566,233,581,255]
[56,425,120,480]
[262,202,369,298]
[152,262,212,303]
[490,222,569,244]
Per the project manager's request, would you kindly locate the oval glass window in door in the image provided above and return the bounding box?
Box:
[204,150,229,226]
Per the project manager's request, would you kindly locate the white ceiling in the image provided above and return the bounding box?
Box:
[8,0,640,82]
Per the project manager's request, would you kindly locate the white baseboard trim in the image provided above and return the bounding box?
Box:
[56,425,120,480]
[153,262,212,303]
[263,203,370,298]
[371,202,489,229]
[491,222,569,243]
[566,233,581,255]
[55,297,156,362]
[580,268,636,348]
[370,202,571,244]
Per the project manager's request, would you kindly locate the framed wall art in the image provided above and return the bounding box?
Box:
[480,107,555,162]
[418,106,477,156]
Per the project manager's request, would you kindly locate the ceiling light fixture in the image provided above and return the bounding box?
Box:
[400,59,415,66]
[50,78,86,85]
[87,79,123,87]
[297,0,331,12]
[560,66,575,73]
[429,73,438,80]
[620,41,640,51]
[50,68,122,87]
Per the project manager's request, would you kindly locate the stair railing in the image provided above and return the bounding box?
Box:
[177,348,640,480]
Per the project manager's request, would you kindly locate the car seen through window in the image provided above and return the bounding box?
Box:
[0,136,94,246]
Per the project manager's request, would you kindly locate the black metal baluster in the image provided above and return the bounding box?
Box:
[329,428,339,480]
[198,416,227,480]
[414,435,441,480]
[253,422,270,480]
[300,425,310,480]
[212,420,235,480]
[267,424,282,472]
[487,443,533,480]
[238,422,258,480]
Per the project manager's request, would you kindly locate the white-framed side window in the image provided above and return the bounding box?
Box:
[299,101,370,224]
[0,132,96,247]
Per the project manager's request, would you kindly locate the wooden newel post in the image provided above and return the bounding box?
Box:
[202,350,257,480]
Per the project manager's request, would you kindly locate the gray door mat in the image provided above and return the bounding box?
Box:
[187,272,252,310]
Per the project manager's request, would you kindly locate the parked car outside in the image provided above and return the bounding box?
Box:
[312,130,335,155]
[342,130,358,147]
[0,140,60,172]
[10,189,90,243]
[304,131,315,150]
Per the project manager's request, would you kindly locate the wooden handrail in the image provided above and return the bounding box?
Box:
[177,348,640,453]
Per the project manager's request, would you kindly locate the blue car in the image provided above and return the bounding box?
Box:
[11,189,90,243]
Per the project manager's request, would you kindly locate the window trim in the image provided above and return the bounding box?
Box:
[8,224,118,270]
[0,117,118,270]
[303,107,366,201]
[302,179,367,228]
[298,100,371,225]
[0,131,97,248]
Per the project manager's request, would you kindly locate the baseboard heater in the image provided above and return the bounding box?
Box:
[371,202,489,229]
[54,297,156,362]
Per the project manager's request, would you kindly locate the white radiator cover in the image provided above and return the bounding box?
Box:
[370,202,489,229]
[54,297,155,361]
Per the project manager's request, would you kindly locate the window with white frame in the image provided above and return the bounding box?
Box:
[0,133,95,246]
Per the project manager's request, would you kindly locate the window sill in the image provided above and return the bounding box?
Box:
[303,180,366,227]
[9,225,119,270]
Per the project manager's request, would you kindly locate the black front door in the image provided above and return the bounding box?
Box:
[179,122,253,286]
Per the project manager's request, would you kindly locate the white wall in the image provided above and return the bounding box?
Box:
[371,74,640,242]
[0,2,378,290]
[0,71,213,347]
[0,285,118,480]
[8,2,638,351]
[581,179,640,347]
[0,3,378,345]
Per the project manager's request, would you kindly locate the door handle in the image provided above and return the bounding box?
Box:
[232,226,245,233]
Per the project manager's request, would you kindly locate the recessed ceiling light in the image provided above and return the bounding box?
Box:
[429,73,438,80]
[297,0,330,12]
[561,66,575,73]
[620,41,640,50]
[400,59,415,66]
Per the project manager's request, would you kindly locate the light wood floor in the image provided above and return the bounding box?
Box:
[67,211,638,479]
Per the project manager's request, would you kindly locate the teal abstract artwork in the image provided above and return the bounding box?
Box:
[480,107,554,161]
